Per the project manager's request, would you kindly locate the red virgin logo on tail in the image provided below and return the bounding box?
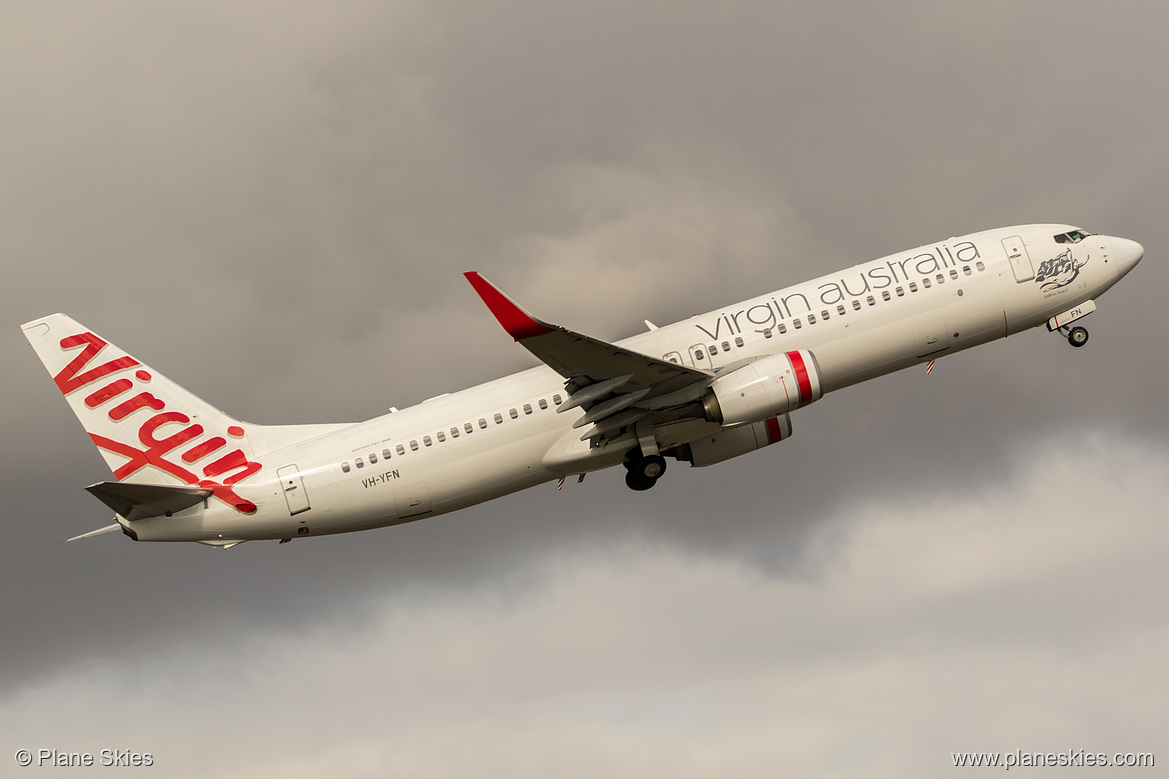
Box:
[54,332,261,514]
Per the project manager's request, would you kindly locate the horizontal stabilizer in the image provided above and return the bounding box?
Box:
[85,481,212,521]
[65,523,121,543]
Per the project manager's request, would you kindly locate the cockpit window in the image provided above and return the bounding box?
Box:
[1054,229,1093,244]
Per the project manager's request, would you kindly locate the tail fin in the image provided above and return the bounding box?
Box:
[23,314,268,512]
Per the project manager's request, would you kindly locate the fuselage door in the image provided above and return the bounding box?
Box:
[913,319,950,358]
[396,482,432,520]
[277,464,311,516]
[1003,235,1035,282]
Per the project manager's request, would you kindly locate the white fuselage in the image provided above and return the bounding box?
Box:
[125,224,1140,543]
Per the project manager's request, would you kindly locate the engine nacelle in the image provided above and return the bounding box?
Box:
[702,350,822,426]
[676,414,793,467]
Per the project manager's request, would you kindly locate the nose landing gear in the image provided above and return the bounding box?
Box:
[1047,301,1095,348]
[1055,323,1089,347]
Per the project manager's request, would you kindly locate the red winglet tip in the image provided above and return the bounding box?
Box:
[464,272,555,340]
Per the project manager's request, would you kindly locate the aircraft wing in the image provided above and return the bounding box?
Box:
[465,272,711,441]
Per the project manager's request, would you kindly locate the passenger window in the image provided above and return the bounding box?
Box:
[821,309,829,320]
[837,304,846,315]
[553,394,563,406]
[383,448,391,459]
[976,261,985,272]
[709,344,718,354]
[963,265,972,276]
[909,282,917,292]
[923,277,932,288]
[936,274,945,284]
[694,348,705,360]
[538,398,548,410]
[450,427,459,438]
[436,431,445,443]
[734,336,744,348]
[356,457,364,469]
[866,295,876,306]
[777,323,787,334]
[423,436,433,447]
[852,300,861,310]
[882,290,891,301]
[494,413,503,424]
[793,318,803,329]
[396,444,405,455]
[763,328,773,338]
[465,423,473,434]
[895,287,904,297]
[369,452,377,464]
[950,269,959,279]
[523,403,532,415]
[410,440,419,451]
[807,314,816,325]
[721,341,730,352]
[342,462,350,473]
[509,408,518,419]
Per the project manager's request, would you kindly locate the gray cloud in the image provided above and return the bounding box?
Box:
[2,0,1166,772]
[2,436,1164,777]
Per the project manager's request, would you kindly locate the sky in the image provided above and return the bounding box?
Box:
[2,1,1167,776]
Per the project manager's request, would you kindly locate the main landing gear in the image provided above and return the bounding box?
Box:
[623,417,668,490]
[624,453,667,491]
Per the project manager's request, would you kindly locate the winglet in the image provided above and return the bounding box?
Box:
[464,272,557,341]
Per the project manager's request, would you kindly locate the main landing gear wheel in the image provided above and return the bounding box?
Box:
[1067,326,1089,348]
[625,471,655,491]
[624,454,667,491]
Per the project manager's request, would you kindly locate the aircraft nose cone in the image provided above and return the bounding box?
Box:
[1110,236,1144,276]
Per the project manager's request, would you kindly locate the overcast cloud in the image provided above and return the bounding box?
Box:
[2,1,1166,776]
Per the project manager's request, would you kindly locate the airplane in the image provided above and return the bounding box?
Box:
[22,224,1143,548]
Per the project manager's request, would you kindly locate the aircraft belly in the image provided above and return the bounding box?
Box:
[318,424,566,533]
[810,278,1006,392]
[428,430,564,512]
[946,278,1007,350]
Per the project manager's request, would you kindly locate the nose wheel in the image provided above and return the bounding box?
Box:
[1065,325,1089,348]
[624,454,667,491]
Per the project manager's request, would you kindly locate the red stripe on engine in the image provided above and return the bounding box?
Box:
[788,351,813,406]
[764,416,783,444]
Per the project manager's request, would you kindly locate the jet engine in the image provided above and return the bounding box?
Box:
[675,414,793,467]
[702,349,822,426]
